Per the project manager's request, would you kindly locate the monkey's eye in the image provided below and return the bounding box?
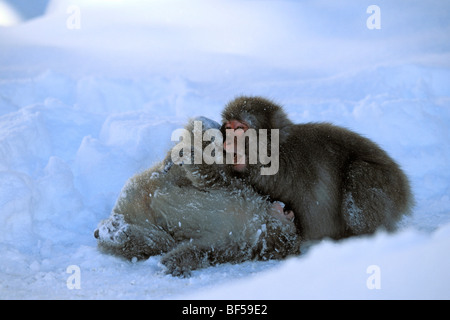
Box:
[225,126,232,130]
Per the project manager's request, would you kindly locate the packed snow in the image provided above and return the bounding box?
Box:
[0,0,449,299]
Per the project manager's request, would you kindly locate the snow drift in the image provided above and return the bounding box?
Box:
[0,0,449,299]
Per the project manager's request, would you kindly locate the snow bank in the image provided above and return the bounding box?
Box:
[189,225,450,300]
[0,0,449,299]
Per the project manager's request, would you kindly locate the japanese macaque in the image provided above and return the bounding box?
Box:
[220,96,414,240]
[94,118,300,277]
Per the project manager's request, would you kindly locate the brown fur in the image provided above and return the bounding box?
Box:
[220,96,414,240]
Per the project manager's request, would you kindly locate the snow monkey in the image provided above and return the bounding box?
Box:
[219,96,414,241]
[94,117,300,277]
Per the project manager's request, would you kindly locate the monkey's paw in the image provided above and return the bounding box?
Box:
[160,243,212,277]
[160,253,193,278]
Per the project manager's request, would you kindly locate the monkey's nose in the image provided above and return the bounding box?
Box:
[94,229,99,239]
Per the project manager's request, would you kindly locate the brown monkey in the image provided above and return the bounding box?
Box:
[94,118,300,277]
[220,96,414,240]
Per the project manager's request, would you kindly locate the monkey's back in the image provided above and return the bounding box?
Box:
[255,122,413,240]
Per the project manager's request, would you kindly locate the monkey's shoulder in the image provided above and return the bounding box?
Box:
[288,122,356,137]
[286,122,379,149]
[280,122,340,152]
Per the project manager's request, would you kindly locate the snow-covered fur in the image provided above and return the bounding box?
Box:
[95,118,300,277]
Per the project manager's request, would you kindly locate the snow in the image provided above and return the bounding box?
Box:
[0,0,449,299]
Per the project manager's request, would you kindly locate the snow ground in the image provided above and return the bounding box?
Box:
[0,0,449,299]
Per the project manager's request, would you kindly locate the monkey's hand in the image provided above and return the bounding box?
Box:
[270,201,295,223]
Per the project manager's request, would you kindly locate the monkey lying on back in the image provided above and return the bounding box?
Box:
[218,96,414,240]
[94,118,300,277]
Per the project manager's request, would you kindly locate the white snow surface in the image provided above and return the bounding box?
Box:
[0,0,449,299]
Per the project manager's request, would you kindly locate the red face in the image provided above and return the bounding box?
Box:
[223,120,249,132]
[223,120,249,171]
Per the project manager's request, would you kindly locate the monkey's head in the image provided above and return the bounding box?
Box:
[221,96,292,174]
[221,96,292,131]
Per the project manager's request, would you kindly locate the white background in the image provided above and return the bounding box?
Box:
[0,0,449,299]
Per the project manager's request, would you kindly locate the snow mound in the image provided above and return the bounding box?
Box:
[0,0,449,299]
[189,225,450,299]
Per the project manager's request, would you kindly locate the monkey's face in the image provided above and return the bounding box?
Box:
[221,96,288,176]
[222,120,250,172]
